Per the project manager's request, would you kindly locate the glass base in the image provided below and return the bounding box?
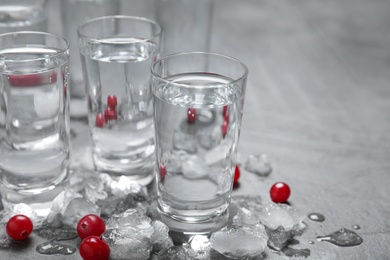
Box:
[0,181,67,217]
[157,204,229,235]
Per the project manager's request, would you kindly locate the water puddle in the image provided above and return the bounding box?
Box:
[36,241,77,255]
[317,228,363,247]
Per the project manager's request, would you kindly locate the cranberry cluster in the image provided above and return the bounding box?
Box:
[96,95,118,128]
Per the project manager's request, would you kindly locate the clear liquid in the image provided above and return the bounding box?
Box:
[80,38,158,179]
[0,46,69,208]
[153,73,244,222]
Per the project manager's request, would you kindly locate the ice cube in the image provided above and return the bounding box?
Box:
[34,87,60,118]
[47,189,83,226]
[210,225,268,259]
[62,198,101,228]
[258,202,303,231]
[173,129,197,153]
[190,235,211,260]
[182,155,209,179]
[197,125,223,150]
[245,154,272,176]
[103,209,154,260]
[151,221,173,253]
[157,245,196,260]
[160,151,183,174]
[204,139,232,166]
[85,182,108,203]
[109,176,144,197]
[230,196,263,228]
[0,203,44,228]
[259,202,306,250]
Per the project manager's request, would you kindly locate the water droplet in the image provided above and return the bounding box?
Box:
[308,241,314,245]
[282,247,311,257]
[36,241,77,255]
[308,213,325,222]
[317,228,363,247]
[353,225,361,230]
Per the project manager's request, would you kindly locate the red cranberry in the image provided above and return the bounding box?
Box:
[107,95,117,109]
[234,165,240,183]
[158,162,167,182]
[270,182,291,203]
[104,107,117,121]
[77,214,106,240]
[187,108,196,124]
[8,74,42,87]
[6,214,33,241]
[79,236,110,260]
[222,106,228,116]
[95,113,105,128]
[222,120,228,137]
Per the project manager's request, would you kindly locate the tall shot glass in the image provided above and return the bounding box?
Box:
[78,16,162,185]
[61,0,120,119]
[151,52,248,233]
[0,32,70,216]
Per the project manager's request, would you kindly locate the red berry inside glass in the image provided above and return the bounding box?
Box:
[222,105,228,117]
[158,162,167,181]
[234,165,240,183]
[77,214,106,240]
[107,95,117,109]
[8,74,42,87]
[222,120,228,137]
[187,108,196,124]
[6,214,33,241]
[95,113,105,128]
[270,182,291,203]
[104,107,117,121]
[79,236,110,260]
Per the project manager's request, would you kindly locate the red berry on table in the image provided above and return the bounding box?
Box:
[234,165,240,183]
[270,182,291,203]
[158,162,167,181]
[79,236,110,260]
[221,119,228,137]
[77,214,106,240]
[107,95,117,109]
[187,108,196,124]
[104,107,117,121]
[95,113,105,128]
[6,214,33,241]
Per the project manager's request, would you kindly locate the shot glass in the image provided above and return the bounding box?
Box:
[151,52,248,233]
[0,0,48,34]
[61,0,120,119]
[78,16,162,185]
[0,31,70,216]
[155,0,214,56]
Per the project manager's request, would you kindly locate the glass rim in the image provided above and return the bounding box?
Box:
[151,52,248,87]
[0,31,69,63]
[77,15,163,44]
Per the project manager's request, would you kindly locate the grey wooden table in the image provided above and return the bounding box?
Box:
[1,0,390,259]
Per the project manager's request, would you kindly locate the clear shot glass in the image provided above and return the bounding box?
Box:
[78,15,162,186]
[0,31,70,216]
[151,52,248,233]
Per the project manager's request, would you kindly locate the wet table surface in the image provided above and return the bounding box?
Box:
[2,0,390,259]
